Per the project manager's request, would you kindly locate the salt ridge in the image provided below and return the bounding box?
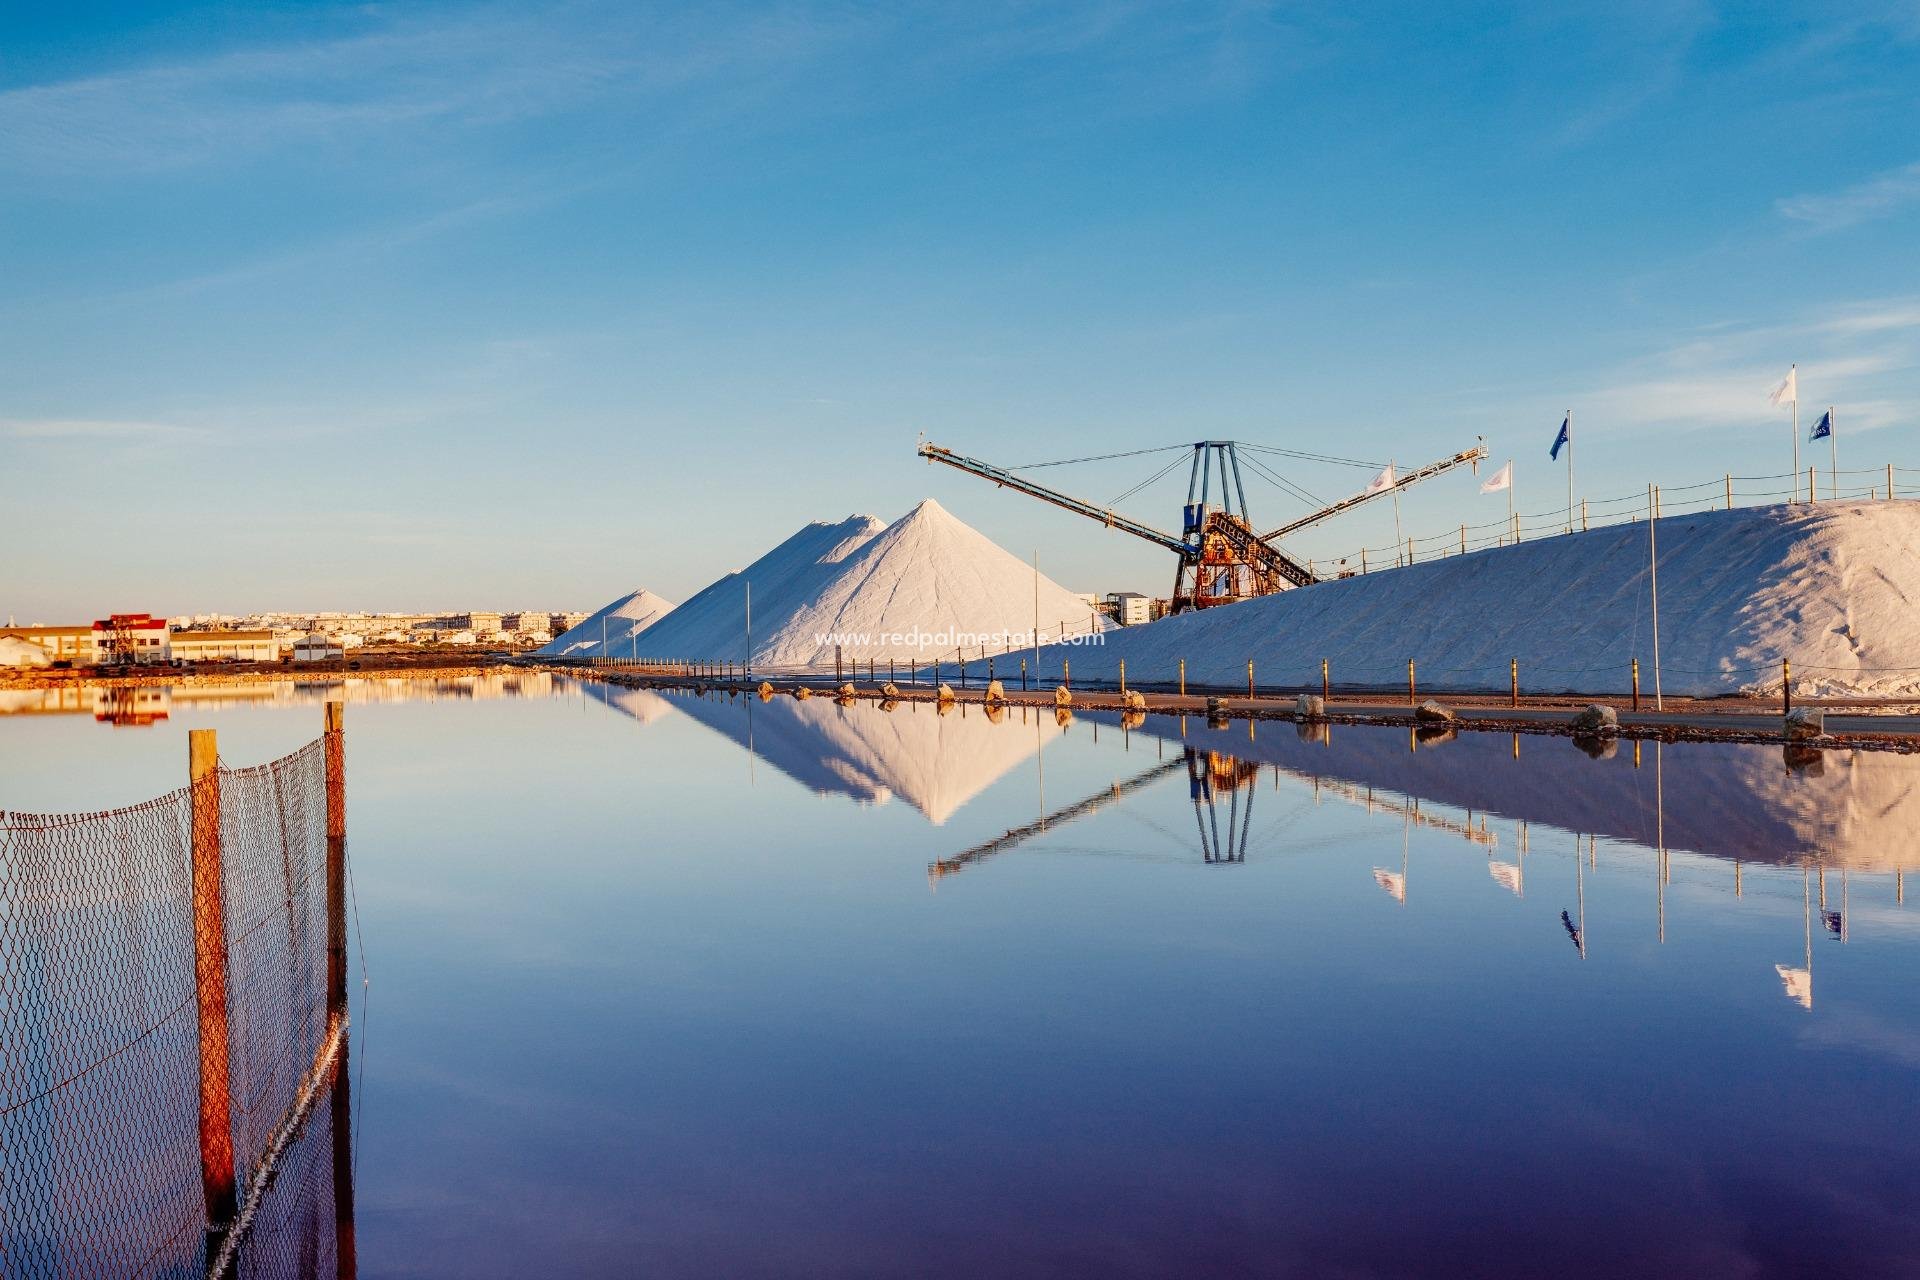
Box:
[1031,501,1920,698]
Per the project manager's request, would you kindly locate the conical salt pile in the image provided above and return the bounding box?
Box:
[538,587,676,657]
[743,498,1102,668]
[615,515,885,663]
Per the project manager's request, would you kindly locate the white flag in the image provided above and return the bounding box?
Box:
[1364,463,1396,495]
[1488,860,1524,896]
[1480,461,1512,494]
[1769,366,1798,408]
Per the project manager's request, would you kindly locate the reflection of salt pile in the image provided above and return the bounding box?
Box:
[539,588,676,657]
[633,499,1101,669]
[1146,714,1920,872]
[580,680,677,725]
[608,690,1040,824]
[1040,501,1920,697]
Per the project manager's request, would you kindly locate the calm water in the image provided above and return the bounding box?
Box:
[4,675,1918,1278]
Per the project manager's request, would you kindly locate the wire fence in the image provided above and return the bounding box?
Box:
[1302,463,1918,576]
[0,722,350,1280]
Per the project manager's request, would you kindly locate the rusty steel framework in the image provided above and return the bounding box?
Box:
[917,438,1487,614]
[0,707,356,1280]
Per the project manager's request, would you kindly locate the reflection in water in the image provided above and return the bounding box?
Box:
[1187,748,1258,864]
[0,671,563,727]
[926,756,1182,882]
[13,678,1918,1277]
[596,685,1043,824]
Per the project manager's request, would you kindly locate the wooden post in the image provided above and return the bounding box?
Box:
[189,729,237,1245]
[1808,466,1815,502]
[1063,658,1070,690]
[324,703,347,1018]
[322,702,357,1277]
[1247,659,1255,699]
[1581,498,1588,531]
[1632,658,1640,712]
[1459,524,1466,554]
[1321,658,1329,702]
[1407,659,1416,705]
[1510,658,1518,708]
[1783,658,1791,716]
[1178,658,1186,697]
[1725,474,1733,509]
[1119,659,1127,696]
[1889,462,1896,500]
[1020,657,1027,691]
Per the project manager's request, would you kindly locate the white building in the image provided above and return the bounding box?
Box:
[171,630,279,663]
[1107,592,1154,626]
[293,633,344,662]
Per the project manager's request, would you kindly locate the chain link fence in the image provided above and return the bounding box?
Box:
[1,719,351,1280]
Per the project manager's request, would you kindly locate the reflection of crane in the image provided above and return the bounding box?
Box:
[917,439,1487,612]
[1187,747,1261,863]
[928,757,1183,883]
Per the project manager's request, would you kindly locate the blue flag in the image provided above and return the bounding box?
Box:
[1549,415,1570,460]
[1809,410,1832,442]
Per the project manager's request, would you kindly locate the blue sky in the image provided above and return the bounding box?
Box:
[4,0,1917,618]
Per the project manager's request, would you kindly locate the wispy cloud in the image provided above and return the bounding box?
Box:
[1777,161,1920,233]
[1575,298,1920,433]
[3,418,211,442]
[0,5,847,175]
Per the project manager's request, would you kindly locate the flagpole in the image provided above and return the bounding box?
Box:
[1790,364,1799,486]
[1648,484,1663,712]
[1390,459,1404,563]
[1829,406,1837,499]
[1565,411,1574,534]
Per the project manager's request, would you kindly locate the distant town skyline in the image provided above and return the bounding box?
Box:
[5,0,1918,617]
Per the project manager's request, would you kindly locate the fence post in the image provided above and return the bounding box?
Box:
[1361,548,1367,574]
[1581,498,1588,531]
[1119,659,1127,696]
[1632,658,1641,712]
[1725,474,1732,509]
[325,703,348,1019]
[1179,658,1186,697]
[1020,657,1027,691]
[1889,463,1896,500]
[1064,658,1071,690]
[1783,658,1791,716]
[322,702,358,1278]
[1510,658,1518,708]
[1247,659,1255,699]
[1407,659,1416,705]
[1321,658,1330,702]
[188,729,237,1248]
[1808,467,1815,502]
[1459,524,1466,554]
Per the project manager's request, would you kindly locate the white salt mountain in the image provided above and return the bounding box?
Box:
[617,515,884,664]
[631,499,1103,670]
[1037,501,1920,698]
[538,587,677,657]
